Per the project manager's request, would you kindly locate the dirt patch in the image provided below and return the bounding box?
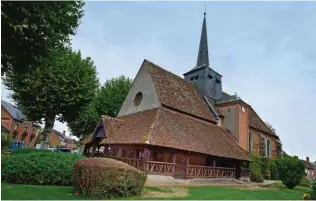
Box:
[142,187,188,198]
[238,186,278,191]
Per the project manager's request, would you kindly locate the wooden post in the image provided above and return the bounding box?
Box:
[185,153,190,179]
[213,159,216,167]
[172,152,176,177]
[143,147,151,173]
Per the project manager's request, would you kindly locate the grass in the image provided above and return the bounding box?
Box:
[1,182,311,200]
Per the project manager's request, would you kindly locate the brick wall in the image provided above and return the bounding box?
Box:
[249,128,278,157]
[237,104,249,151]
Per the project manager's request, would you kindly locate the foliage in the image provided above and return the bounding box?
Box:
[261,157,271,179]
[1,135,12,151]
[270,159,279,180]
[1,151,85,185]
[265,122,276,134]
[299,177,312,187]
[1,1,84,75]
[249,154,264,183]
[276,156,305,189]
[11,148,51,155]
[68,76,132,138]
[303,193,311,200]
[73,158,147,199]
[311,179,316,199]
[3,46,99,148]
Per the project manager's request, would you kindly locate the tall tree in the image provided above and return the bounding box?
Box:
[3,46,99,149]
[1,1,84,75]
[68,76,133,138]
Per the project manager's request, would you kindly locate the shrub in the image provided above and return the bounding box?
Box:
[249,154,264,183]
[73,158,147,199]
[1,137,11,151]
[11,148,51,155]
[261,157,271,179]
[270,159,279,180]
[311,179,316,199]
[1,151,84,185]
[276,156,305,189]
[299,176,311,187]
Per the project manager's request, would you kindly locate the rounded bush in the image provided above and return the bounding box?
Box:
[73,158,147,199]
[276,156,305,189]
[1,151,84,185]
[299,176,311,187]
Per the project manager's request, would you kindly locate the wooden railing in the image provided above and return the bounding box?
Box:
[241,168,250,178]
[187,165,235,178]
[145,161,175,176]
[107,156,145,171]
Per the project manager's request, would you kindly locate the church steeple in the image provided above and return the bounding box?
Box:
[196,12,209,67]
[183,11,223,100]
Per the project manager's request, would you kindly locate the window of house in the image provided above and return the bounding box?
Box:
[216,79,221,83]
[266,138,272,158]
[194,75,199,80]
[32,128,36,134]
[24,126,28,132]
[134,92,143,106]
[208,74,213,79]
[190,77,194,81]
[249,132,254,152]
[14,124,19,130]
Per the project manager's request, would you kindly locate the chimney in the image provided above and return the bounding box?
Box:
[63,130,66,137]
[306,157,310,162]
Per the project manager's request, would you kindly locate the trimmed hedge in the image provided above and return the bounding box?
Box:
[11,148,51,155]
[73,158,147,199]
[1,151,84,185]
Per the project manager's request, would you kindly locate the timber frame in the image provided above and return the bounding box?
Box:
[84,143,250,180]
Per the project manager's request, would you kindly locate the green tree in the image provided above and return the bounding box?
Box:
[1,1,84,75]
[3,46,99,149]
[68,76,132,138]
[276,156,305,189]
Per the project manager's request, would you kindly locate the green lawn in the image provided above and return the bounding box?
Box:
[1,182,310,200]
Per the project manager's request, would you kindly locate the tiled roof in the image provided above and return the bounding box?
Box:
[249,108,275,136]
[100,107,250,161]
[1,100,25,121]
[205,96,224,117]
[144,60,216,123]
[52,129,74,144]
[303,160,316,170]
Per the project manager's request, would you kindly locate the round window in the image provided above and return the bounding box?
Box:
[134,92,143,106]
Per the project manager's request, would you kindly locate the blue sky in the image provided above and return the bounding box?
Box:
[2,1,316,161]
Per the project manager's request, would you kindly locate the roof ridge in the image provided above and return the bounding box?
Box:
[249,107,275,136]
[146,108,161,144]
[145,59,193,85]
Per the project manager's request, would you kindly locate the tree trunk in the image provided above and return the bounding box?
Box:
[40,115,56,149]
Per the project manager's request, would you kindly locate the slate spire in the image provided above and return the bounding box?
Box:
[196,12,209,67]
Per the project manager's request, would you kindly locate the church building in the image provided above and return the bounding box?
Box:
[83,12,282,180]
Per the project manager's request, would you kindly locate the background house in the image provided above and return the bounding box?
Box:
[1,100,41,147]
[303,157,316,179]
[49,129,75,150]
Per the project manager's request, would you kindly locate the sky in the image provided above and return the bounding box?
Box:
[1,1,316,161]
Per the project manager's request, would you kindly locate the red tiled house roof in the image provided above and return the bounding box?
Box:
[94,59,250,161]
[146,60,216,123]
[100,107,250,161]
[249,107,276,136]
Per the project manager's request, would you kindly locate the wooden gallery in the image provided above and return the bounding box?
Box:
[82,13,281,180]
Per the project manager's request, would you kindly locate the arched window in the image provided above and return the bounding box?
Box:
[248,132,254,152]
[266,138,272,158]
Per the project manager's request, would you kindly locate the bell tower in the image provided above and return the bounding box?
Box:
[184,12,223,100]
